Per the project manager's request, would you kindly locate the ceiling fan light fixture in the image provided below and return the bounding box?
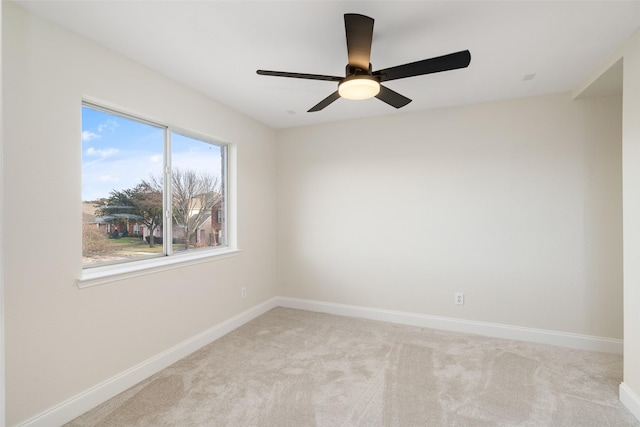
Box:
[338,76,380,100]
[257,14,471,111]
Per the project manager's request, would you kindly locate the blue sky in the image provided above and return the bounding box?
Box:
[82,106,223,201]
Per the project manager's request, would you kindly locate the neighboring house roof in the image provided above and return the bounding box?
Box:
[197,211,211,228]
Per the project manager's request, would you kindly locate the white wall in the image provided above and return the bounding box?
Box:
[573,25,640,419]
[1,1,6,425]
[2,3,277,425]
[277,92,623,339]
[621,28,640,415]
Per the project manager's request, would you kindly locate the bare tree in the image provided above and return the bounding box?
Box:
[171,168,222,249]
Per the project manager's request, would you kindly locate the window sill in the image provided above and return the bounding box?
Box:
[78,248,241,288]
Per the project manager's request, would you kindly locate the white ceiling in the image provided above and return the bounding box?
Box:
[14,1,640,129]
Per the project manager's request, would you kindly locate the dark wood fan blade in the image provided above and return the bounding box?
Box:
[344,14,374,71]
[373,50,471,82]
[257,70,342,82]
[308,91,341,112]
[375,85,412,108]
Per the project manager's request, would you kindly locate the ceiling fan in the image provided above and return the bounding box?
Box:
[257,13,471,112]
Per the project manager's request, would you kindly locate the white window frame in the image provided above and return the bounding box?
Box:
[78,100,239,288]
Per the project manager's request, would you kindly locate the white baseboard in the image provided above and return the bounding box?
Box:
[275,297,624,355]
[17,298,279,427]
[620,382,640,422]
[17,296,625,426]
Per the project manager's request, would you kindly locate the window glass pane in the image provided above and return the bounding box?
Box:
[82,105,165,266]
[170,132,226,252]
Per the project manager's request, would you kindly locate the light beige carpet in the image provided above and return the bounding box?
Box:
[66,307,639,426]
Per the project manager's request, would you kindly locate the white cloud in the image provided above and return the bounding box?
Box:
[99,175,117,183]
[82,131,99,142]
[97,119,118,133]
[86,147,119,159]
[81,119,117,144]
[149,154,162,163]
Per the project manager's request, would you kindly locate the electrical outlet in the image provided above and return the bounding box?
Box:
[455,292,464,305]
[241,287,247,298]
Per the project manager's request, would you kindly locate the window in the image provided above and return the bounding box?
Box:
[81,102,228,271]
